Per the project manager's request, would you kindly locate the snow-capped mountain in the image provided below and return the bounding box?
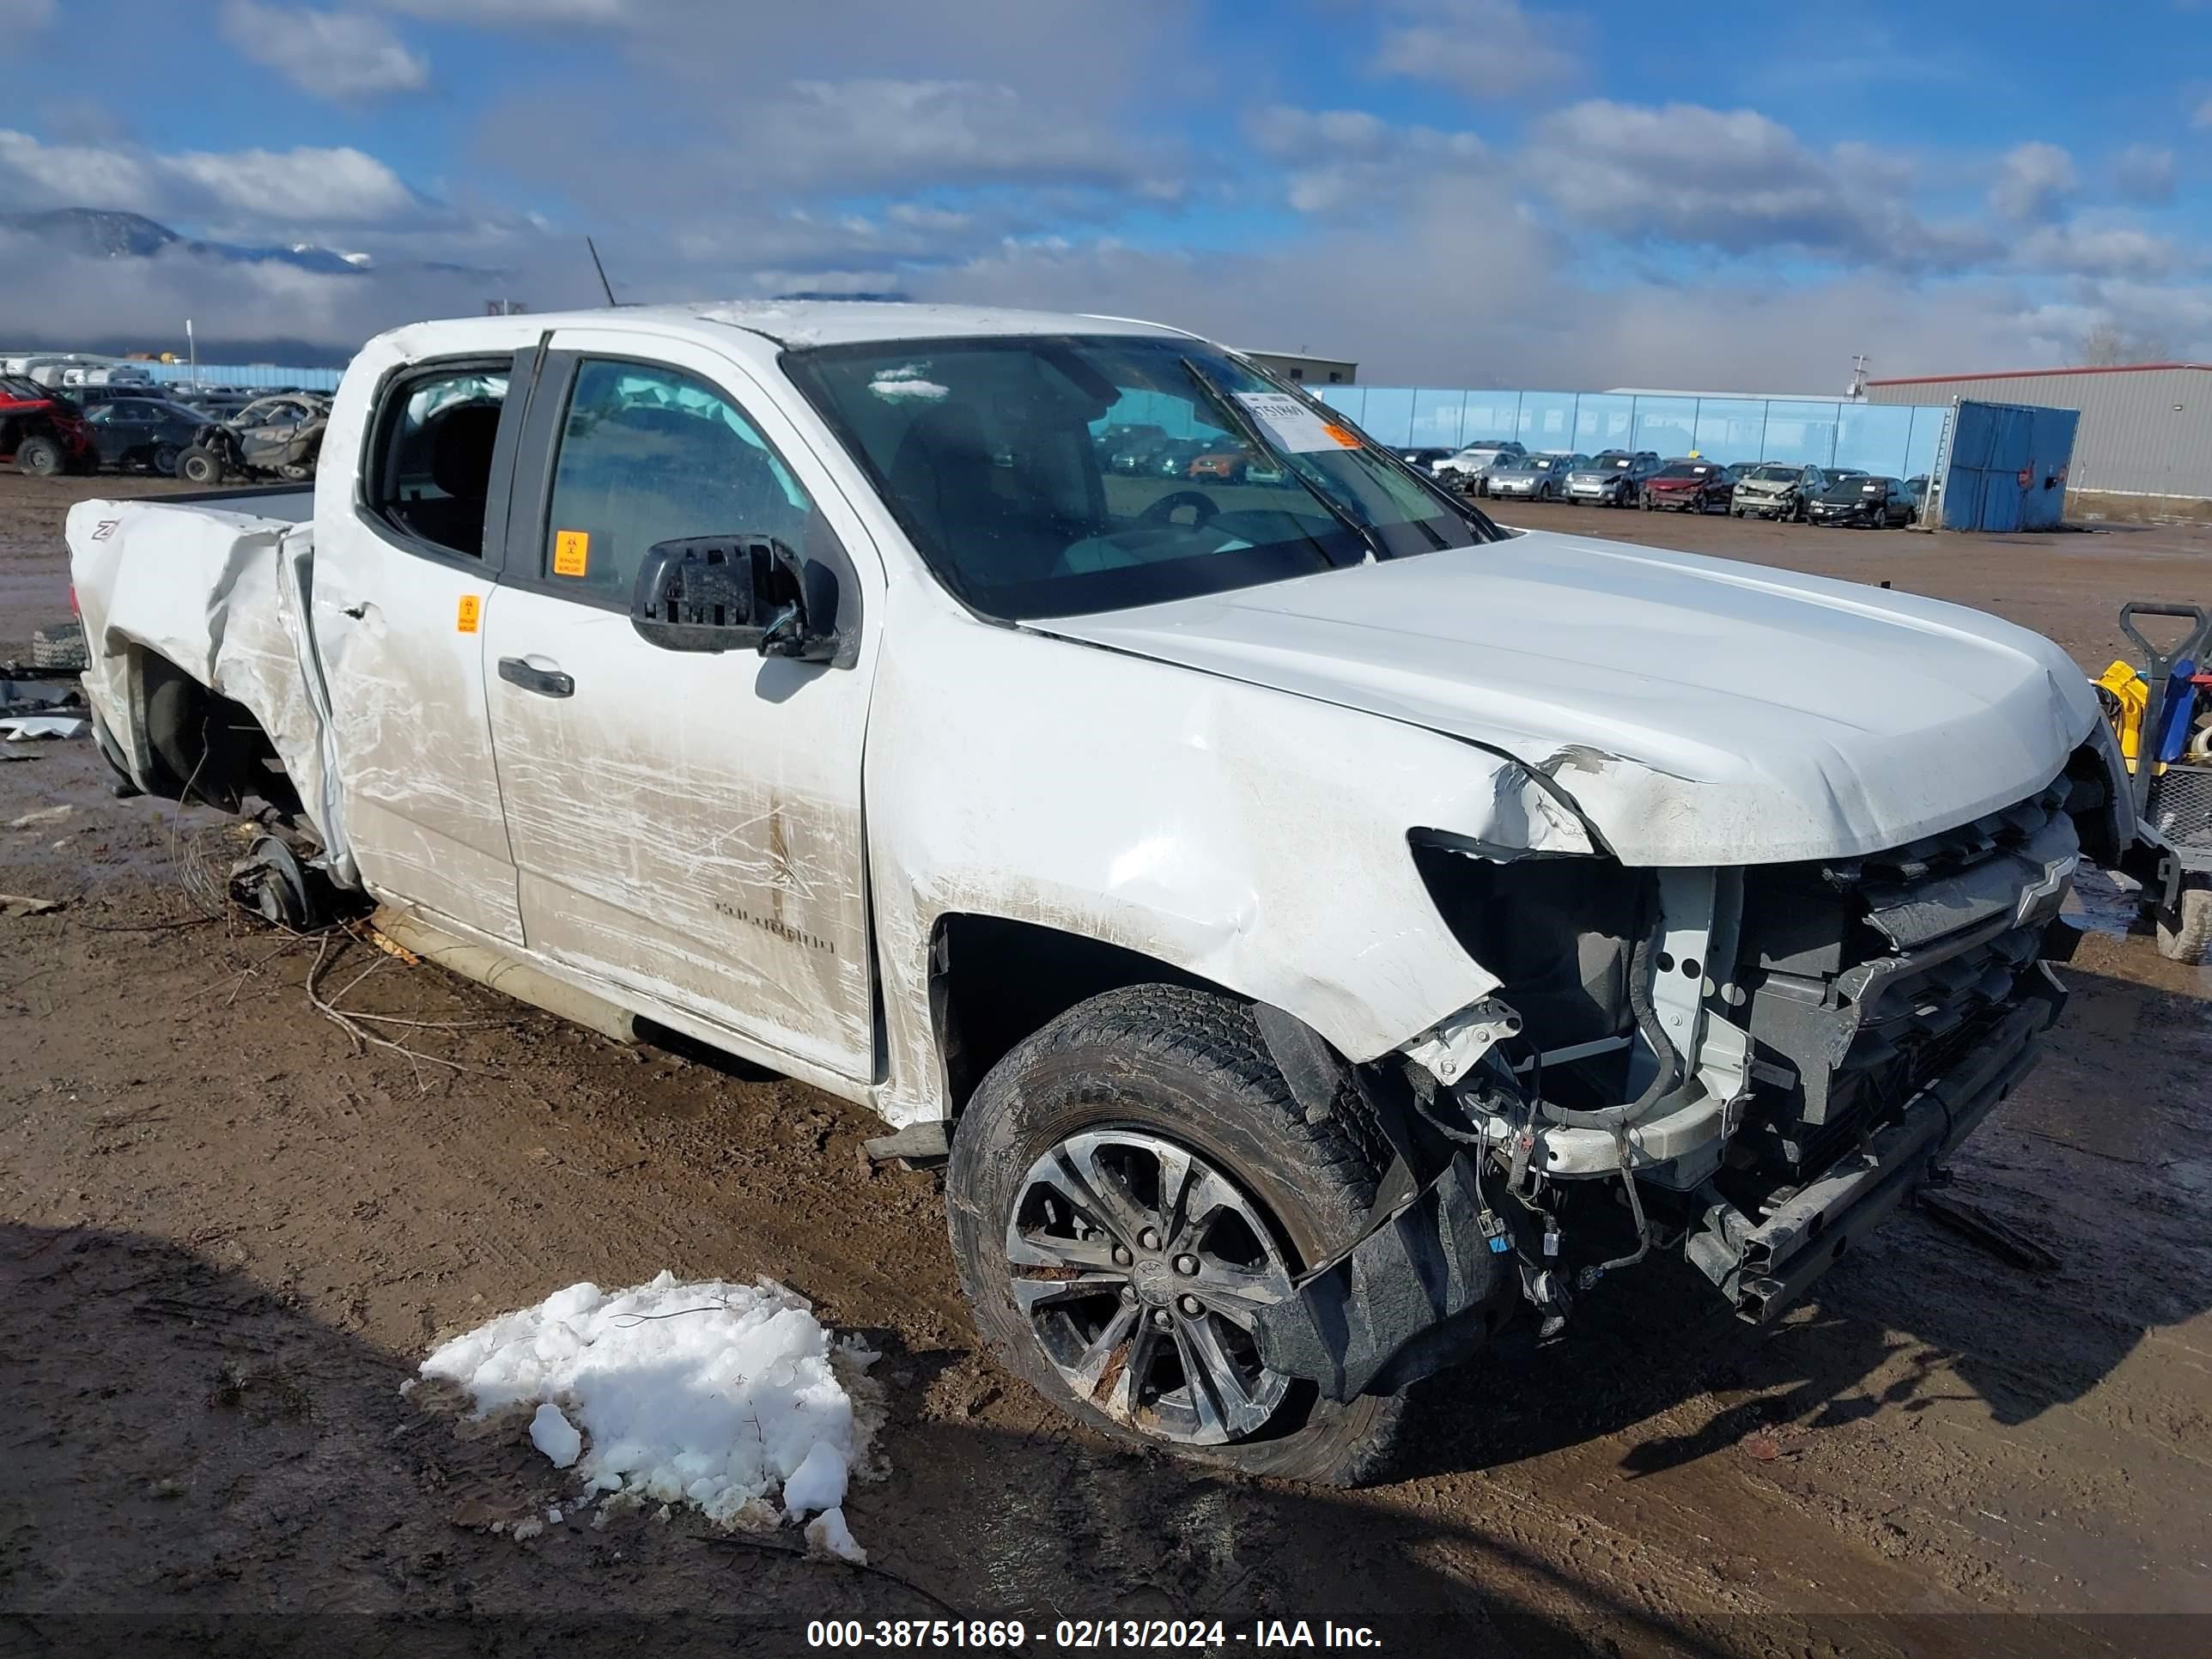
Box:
[0,208,442,276]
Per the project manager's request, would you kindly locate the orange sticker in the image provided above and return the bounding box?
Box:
[1323,423,1362,448]
[552,529,590,577]
[456,593,482,634]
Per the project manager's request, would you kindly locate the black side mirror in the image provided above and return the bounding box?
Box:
[629,535,834,659]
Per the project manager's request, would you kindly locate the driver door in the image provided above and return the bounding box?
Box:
[480,331,884,1083]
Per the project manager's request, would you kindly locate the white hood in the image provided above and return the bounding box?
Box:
[1036,530,2099,866]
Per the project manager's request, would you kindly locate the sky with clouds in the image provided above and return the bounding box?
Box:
[2,0,2209,386]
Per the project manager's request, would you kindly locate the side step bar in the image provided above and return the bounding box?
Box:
[1688,964,2064,1323]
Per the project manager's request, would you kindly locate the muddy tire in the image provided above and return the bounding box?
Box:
[15,434,63,477]
[2155,884,2212,965]
[947,984,1407,1487]
[178,446,222,484]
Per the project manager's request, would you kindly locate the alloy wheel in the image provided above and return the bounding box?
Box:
[1005,1127,1296,1445]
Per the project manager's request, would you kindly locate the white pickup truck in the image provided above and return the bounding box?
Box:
[69,301,2130,1484]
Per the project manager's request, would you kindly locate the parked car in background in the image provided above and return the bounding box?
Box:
[1152,437,1213,479]
[1640,459,1733,513]
[1731,462,1828,521]
[68,385,174,412]
[176,392,332,485]
[1904,475,1929,522]
[1434,439,1524,494]
[1808,474,1913,528]
[81,397,206,476]
[1105,434,1173,474]
[1565,450,1660,507]
[1398,446,1455,473]
[1487,453,1585,503]
[1188,446,1261,483]
[0,374,94,475]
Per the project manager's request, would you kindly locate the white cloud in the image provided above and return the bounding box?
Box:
[1522,100,1966,265]
[2195,97,2212,130]
[377,0,629,20]
[773,79,1139,189]
[0,0,53,39]
[908,193,2094,388]
[2112,143,2176,205]
[0,129,155,210]
[1244,105,1486,214]
[1988,141,2076,222]
[164,146,422,222]
[1370,1,1580,98]
[221,3,428,100]
[2013,219,2179,281]
[0,128,424,228]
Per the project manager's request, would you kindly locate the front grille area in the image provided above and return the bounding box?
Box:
[1730,778,2078,1177]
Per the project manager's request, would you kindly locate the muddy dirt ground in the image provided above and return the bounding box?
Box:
[4,472,2211,1656]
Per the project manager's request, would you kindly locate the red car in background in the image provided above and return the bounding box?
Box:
[0,376,94,476]
[1640,459,1734,513]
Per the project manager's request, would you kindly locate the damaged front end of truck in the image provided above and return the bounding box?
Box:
[1249,745,2124,1405]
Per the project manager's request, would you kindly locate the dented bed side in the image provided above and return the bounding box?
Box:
[68,492,356,877]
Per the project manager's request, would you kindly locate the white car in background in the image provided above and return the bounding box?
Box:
[1432,439,1525,493]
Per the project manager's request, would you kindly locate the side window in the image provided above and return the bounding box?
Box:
[368,365,511,559]
[539,358,811,602]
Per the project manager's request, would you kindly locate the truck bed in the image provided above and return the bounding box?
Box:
[66,489,347,872]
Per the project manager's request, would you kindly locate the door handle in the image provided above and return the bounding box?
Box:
[498,656,574,698]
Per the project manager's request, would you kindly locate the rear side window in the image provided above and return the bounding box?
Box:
[537,358,811,603]
[368,364,511,559]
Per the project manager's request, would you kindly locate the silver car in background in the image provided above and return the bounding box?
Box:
[1731,461,1829,521]
[1487,452,1586,502]
[1565,449,1661,506]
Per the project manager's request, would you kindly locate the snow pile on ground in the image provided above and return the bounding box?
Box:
[417,1272,880,1561]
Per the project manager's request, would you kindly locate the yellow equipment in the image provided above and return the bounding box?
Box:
[2094,659,2149,766]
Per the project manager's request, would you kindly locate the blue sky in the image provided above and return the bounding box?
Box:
[3,0,2209,385]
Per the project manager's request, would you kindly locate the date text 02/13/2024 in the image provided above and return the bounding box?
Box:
[803,1620,1385,1649]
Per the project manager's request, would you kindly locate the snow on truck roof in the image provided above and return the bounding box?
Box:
[383,301,1193,353]
[692,300,1190,348]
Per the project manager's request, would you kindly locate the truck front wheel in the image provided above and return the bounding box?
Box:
[946,985,1407,1486]
[178,446,222,484]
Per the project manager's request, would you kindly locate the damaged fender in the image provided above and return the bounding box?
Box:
[865,607,1598,1127]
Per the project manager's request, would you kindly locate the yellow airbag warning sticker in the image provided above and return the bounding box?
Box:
[553,529,590,577]
[456,593,482,634]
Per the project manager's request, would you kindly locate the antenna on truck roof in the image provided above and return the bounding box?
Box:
[586,236,617,307]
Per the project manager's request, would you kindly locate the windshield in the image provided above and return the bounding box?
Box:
[1822,478,1883,501]
[1654,463,1711,479]
[787,334,1495,621]
[1746,465,1799,483]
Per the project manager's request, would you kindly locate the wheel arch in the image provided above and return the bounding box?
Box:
[928,910,1243,1119]
[130,646,301,817]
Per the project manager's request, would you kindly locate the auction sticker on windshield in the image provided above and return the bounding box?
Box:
[1235,392,1362,453]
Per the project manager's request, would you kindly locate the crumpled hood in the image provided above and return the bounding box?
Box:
[1036,530,2099,866]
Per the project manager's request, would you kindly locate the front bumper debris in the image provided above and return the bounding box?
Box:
[1686,963,2065,1322]
[1250,1152,1514,1402]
